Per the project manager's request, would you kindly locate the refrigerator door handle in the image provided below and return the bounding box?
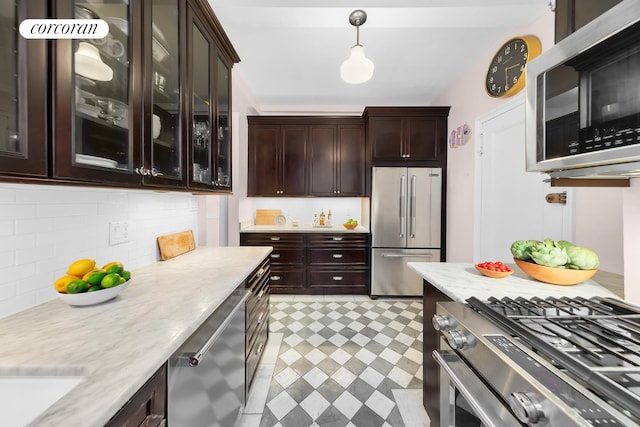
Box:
[381,253,433,258]
[410,174,417,238]
[399,175,406,238]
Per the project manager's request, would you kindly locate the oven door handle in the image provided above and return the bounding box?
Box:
[433,350,520,427]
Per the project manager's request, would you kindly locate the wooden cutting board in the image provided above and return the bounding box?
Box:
[255,209,282,225]
[157,230,196,260]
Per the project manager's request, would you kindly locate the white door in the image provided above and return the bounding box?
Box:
[474,95,574,262]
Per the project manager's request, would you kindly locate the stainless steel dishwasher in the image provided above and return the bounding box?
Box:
[168,286,250,427]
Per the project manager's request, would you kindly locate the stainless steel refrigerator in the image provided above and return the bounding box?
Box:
[370,167,442,296]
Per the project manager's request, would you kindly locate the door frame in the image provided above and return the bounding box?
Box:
[473,93,575,261]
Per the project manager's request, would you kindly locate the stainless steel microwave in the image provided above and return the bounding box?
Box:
[525,0,640,178]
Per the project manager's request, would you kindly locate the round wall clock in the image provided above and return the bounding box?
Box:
[485,35,541,98]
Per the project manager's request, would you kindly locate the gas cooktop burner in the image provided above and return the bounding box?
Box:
[467,296,640,424]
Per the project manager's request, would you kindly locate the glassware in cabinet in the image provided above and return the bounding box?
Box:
[145,0,182,185]
[0,1,47,176]
[190,18,212,187]
[215,54,231,188]
[54,0,139,184]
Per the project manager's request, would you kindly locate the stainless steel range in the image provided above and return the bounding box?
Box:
[433,296,640,426]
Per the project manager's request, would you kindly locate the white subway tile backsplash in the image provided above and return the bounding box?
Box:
[0,220,14,236]
[0,183,200,319]
[0,204,37,220]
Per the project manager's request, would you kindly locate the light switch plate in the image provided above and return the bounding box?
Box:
[109,221,130,245]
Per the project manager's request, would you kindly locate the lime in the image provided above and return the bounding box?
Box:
[105,264,124,275]
[66,279,89,294]
[121,270,131,281]
[101,273,121,288]
[83,269,107,285]
[87,285,103,292]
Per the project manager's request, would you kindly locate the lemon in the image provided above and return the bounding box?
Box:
[102,262,124,275]
[54,275,79,293]
[67,259,96,277]
[66,279,89,294]
[83,269,107,285]
[101,273,121,288]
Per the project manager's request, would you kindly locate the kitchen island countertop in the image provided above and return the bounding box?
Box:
[0,246,271,427]
[241,224,369,233]
[408,262,621,302]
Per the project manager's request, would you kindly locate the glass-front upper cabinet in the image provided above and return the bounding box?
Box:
[215,54,231,189]
[53,0,139,184]
[144,0,183,187]
[189,15,212,189]
[0,1,47,176]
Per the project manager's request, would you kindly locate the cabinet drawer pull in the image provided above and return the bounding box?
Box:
[270,236,281,241]
[270,275,281,281]
[257,311,265,325]
[256,268,265,278]
[332,276,344,281]
[332,253,343,259]
[332,237,343,241]
[256,342,265,356]
[270,253,281,259]
[257,289,265,300]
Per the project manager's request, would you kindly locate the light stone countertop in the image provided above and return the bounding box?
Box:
[0,246,271,427]
[408,262,622,302]
[241,224,370,233]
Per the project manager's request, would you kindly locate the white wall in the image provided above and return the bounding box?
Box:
[0,183,198,318]
[623,182,640,304]
[251,197,366,227]
[433,11,556,262]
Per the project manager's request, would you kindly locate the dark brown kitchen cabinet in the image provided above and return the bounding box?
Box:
[248,116,366,197]
[245,257,270,393]
[555,0,622,43]
[240,232,370,294]
[106,363,167,427]
[2,0,238,193]
[0,1,48,177]
[309,121,365,196]
[307,233,369,294]
[248,122,307,196]
[364,107,449,166]
[241,233,306,292]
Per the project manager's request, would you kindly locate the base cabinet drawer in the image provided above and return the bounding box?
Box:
[269,269,305,290]
[308,269,368,288]
[246,319,269,392]
[308,248,368,265]
[269,248,304,265]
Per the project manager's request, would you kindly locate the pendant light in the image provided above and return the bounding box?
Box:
[340,10,374,84]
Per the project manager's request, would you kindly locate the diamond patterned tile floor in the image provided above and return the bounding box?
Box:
[254,299,425,427]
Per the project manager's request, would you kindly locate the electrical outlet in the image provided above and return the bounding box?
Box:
[109,221,130,245]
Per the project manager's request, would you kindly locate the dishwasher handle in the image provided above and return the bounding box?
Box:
[188,290,251,367]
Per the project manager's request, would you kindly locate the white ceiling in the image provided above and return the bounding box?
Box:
[209,0,552,108]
